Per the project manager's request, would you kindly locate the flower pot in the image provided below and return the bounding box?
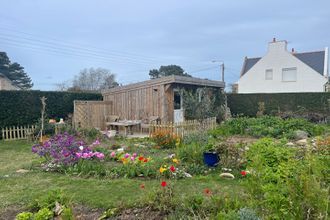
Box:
[203,152,220,167]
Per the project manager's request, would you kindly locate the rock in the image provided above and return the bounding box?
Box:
[296,139,307,146]
[286,142,295,147]
[16,169,29,173]
[54,202,63,216]
[293,130,308,140]
[220,173,235,179]
[184,172,192,178]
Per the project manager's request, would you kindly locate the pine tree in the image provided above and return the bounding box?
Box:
[0,52,33,89]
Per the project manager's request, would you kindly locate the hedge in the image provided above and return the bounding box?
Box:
[0,90,102,128]
[227,92,330,117]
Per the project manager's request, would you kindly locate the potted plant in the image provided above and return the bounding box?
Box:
[203,142,220,167]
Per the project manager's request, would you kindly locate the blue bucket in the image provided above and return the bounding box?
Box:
[203,152,220,167]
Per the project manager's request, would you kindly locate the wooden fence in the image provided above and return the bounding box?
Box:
[1,125,36,141]
[73,100,113,130]
[149,117,217,137]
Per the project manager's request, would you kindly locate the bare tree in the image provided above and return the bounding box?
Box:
[57,67,119,92]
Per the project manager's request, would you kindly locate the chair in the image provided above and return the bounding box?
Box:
[105,115,119,129]
[140,116,160,134]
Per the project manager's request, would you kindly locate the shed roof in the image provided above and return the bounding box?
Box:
[240,50,325,76]
[102,75,225,94]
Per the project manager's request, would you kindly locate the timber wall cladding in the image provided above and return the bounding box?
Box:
[73,101,112,129]
[104,84,170,121]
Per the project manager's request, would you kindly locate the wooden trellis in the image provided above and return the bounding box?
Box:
[73,100,113,130]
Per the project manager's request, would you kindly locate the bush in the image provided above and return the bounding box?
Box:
[32,133,105,168]
[210,116,329,139]
[227,92,330,119]
[245,138,329,219]
[0,90,101,132]
[150,130,180,148]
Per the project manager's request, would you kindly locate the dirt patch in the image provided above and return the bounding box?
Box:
[0,205,24,220]
[72,204,104,220]
[115,207,167,220]
[224,135,258,145]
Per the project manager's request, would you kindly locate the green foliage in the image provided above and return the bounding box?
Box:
[33,208,53,220]
[0,90,101,135]
[210,116,329,139]
[150,130,180,149]
[15,212,34,220]
[227,92,330,119]
[176,142,206,165]
[66,160,108,177]
[77,127,103,141]
[0,51,33,89]
[182,88,225,121]
[245,138,329,219]
[29,189,71,212]
[149,65,191,79]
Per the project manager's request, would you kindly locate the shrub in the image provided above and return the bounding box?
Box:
[210,116,329,139]
[32,133,104,168]
[33,208,53,220]
[245,138,329,219]
[150,130,180,148]
[16,212,34,220]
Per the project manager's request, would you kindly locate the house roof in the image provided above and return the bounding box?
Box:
[240,50,325,76]
[102,75,225,94]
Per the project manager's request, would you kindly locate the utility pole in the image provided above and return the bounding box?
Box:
[212,60,225,82]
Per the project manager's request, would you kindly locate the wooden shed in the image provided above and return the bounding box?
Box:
[102,75,225,123]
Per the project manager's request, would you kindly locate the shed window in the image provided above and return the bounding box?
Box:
[174,91,182,110]
[282,67,297,82]
[265,69,273,80]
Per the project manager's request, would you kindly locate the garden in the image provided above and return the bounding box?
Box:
[0,116,329,219]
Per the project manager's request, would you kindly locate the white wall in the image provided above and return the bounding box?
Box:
[238,41,328,93]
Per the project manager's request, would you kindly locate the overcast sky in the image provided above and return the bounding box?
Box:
[0,0,329,90]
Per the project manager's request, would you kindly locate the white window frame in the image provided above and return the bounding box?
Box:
[265,69,273,80]
[282,67,297,82]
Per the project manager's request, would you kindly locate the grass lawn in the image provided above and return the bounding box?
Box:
[0,140,243,217]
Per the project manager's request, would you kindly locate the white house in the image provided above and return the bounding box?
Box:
[237,39,329,93]
[0,73,19,90]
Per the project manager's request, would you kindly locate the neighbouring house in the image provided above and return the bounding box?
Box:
[237,38,329,93]
[0,73,19,90]
[102,75,225,123]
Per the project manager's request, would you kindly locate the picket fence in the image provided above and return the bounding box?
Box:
[1,125,36,141]
[149,117,217,137]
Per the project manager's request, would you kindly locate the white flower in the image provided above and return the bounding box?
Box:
[79,146,84,151]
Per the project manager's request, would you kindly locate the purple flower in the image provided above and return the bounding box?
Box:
[124,153,130,159]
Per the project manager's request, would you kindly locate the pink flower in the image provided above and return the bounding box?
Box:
[92,139,101,146]
[110,151,116,157]
[76,153,82,158]
[132,153,137,157]
[96,152,105,159]
[82,153,89,158]
[124,153,130,159]
[130,156,135,161]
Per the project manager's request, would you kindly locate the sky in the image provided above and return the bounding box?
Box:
[0,0,329,90]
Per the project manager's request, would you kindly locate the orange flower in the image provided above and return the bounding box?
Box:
[140,183,145,189]
[138,156,144,161]
[143,158,148,163]
[203,188,212,196]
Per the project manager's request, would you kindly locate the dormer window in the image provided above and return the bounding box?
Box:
[282,67,297,82]
[265,69,273,80]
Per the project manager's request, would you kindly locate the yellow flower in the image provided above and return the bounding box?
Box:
[159,167,167,173]
[172,158,179,164]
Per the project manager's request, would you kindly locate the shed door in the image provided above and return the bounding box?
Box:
[173,90,184,123]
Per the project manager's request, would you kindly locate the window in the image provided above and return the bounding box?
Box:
[174,90,182,110]
[282,67,297,82]
[265,69,273,80]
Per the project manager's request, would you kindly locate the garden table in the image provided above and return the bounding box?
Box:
[108,120,141,136]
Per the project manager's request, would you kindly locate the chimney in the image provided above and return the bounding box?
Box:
[273,37,276,42]
[291,48,295,53]
[268,39,287,52]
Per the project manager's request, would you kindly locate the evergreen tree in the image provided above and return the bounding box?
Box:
[149,65,191,79]
[0,52,33,89]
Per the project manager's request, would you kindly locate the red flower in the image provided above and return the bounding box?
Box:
[140,183,145,189]
[169,165,176,172]
[161,181,167,187]
[203,188,212,196]
[143,158,148,163]
[138,156,144,161]
[241,170,247,176]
